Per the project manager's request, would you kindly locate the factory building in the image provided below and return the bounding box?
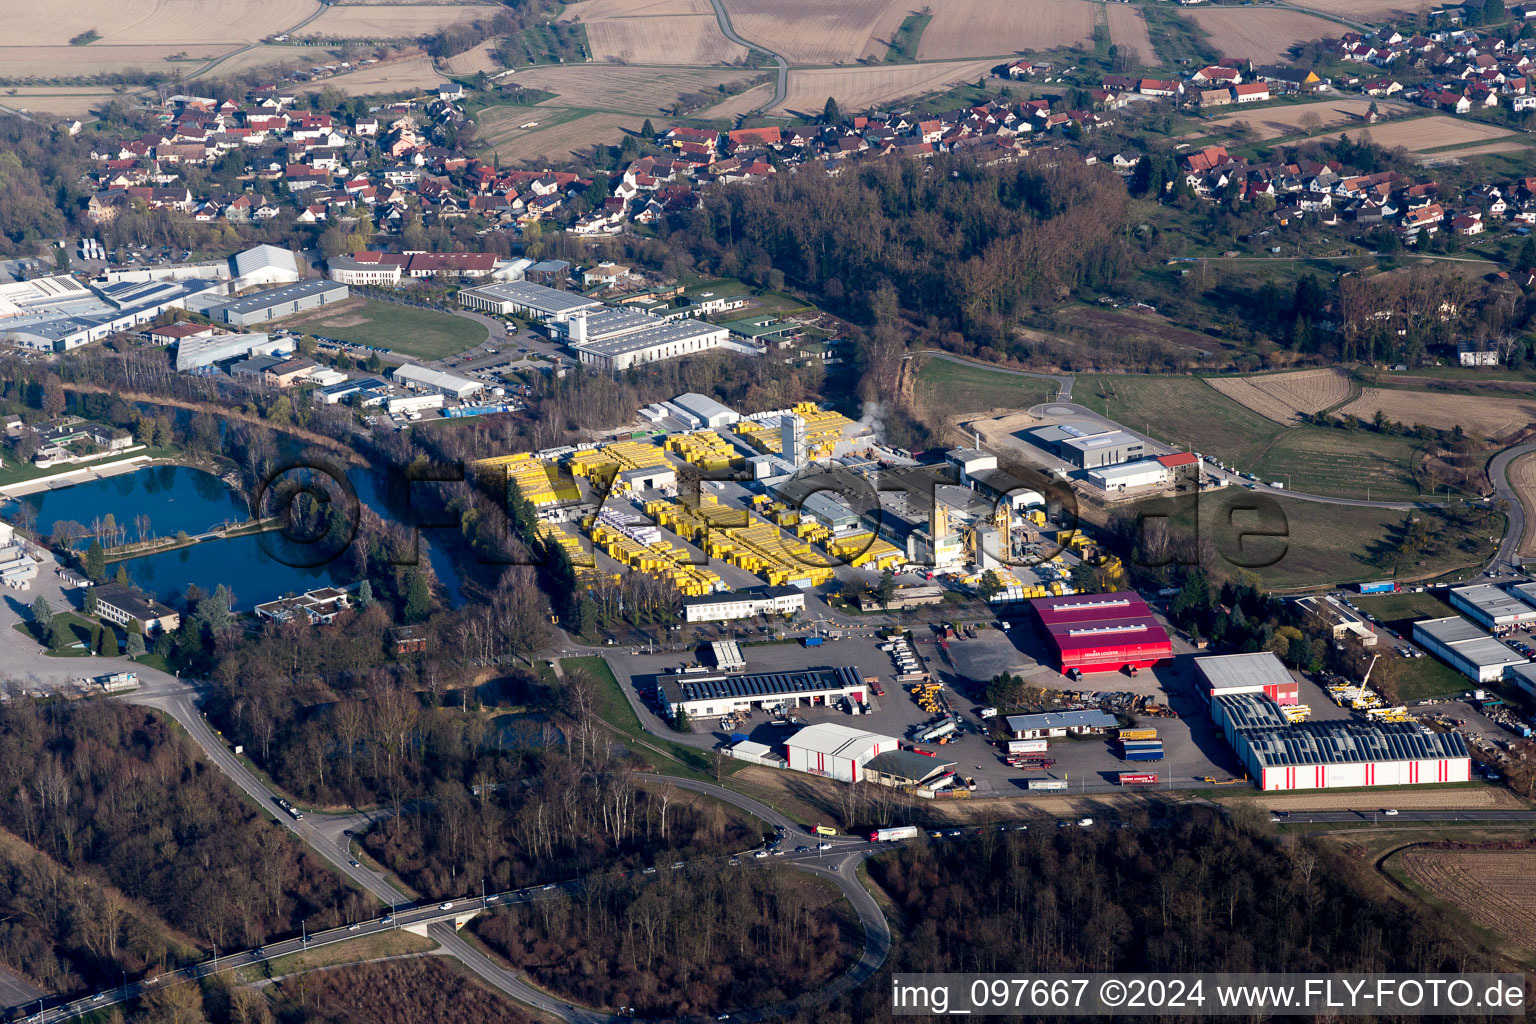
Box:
[671,393,739,429]
[1194,651,1300,706]
[784,722,899,784]
[457,280,602,321]
[1448,583,1536,630]
[1059,429,1145,469]
[1212,693,1471,791]
[1413,616,1526,683]
[313,377,390,405]
[656,665,867,721]
[1030,592,1172,676]
[175,332,292,372]
[562,308,737,371]
[1295,594,1377,646]
[1086,458,1169,493]
[1,277,226,352]
[681,585,806,623]
[391,363,485,400]
[194,279,349,327]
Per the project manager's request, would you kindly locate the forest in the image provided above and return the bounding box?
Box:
[0,701,359,998]
[473,868,857,1018]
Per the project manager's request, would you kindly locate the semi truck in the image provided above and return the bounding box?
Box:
[1027,779,1069,791]
[917,720,958,743]
[1358,581,1398,595]
[895,672,931,685]
[868,825,921,842]
[1118,772,1159,785]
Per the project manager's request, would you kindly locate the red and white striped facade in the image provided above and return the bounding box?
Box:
[1259,757,1470,791]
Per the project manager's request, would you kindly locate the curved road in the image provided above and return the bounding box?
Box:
[1488,441,1536,572]
[706,0,789,114]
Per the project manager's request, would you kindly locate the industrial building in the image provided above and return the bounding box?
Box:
[175,332,292,372]
[563,309,737,371]
[784,722,898,784]
[1030,592,1173,676]
[1295,594,1377,646]
[1212,693,1471,791]
[313,376,390,405]
[457,280,602,321]
[92,582,181,634]
[672,393,739,429]
[1030,424,1144,469]
[945,447,1046,509]
[1086,458,1170,493]
[862,749,958,788]
[1,276,225,352]
[194,279,349,327]
[229,244,301,289]
[682,585,807,623]
[1448,583,1536,629]
[391,363,485,400]
[1412,616,1526,683]
[1003,709,1119,739]
[656,665,867,720]
[1194,651,1299,706]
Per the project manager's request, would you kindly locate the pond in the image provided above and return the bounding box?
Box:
[6,464,464,610]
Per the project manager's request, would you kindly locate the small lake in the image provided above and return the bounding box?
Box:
[6,465,463,610]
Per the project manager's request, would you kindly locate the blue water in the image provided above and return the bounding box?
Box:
[5,464,465,610]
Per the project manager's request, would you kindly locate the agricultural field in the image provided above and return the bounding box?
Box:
[696,81,773,118]
[1283,0,1438,17]
[482,109,637,163]
[440,39,500,75]
[282,298,488,360]
[0,45,234,80]
[1204,368,1354,424]
[775,60,1000,116]
[566,0,748,64]
[511,63,758,113]
[1397,846,1536,953]
[916,0,1095,60]
[1077,374,1283,467]
[296,4,493,38]
[913,357,1058,417]
[1343,115,1518,154]
[1509,452,1536,557]
[195,42,326,76]
[1105,4,1157,66]
[0,89,128,116]
[8,0,316,46]
[300,54,446,94]
[1180,8,1341,63]
[721,0,909,64]
[1205,98,1408,141]
[1421,140,1531,163]
[1337,387,1536,440]
[1248,427,1426,501]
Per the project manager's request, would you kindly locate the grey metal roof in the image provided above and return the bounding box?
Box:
[1451,583,1536,622]
[205,278,345,315]
[1213,693,1291,729]
[1239,719,1468,768]
[865,750,955,781]
[1004,710,1119,731]
[463,280,599,315]
[1414,615,1487,645]
[232,244,298,278]
[1195,652,1295,691]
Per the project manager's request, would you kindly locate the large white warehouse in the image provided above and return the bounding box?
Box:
[656,665,866,721]
[1448,583,1536,629]
[784,722,899,784]
[1213,693,1471,791]
[1413,616,1525,683]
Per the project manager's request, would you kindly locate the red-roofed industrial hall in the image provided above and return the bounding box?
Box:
[1031,592,1172,677]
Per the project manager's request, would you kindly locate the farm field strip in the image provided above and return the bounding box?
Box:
[511,64,759,114]
[775,60,1000,116]
[1342,115,1516,153]
[1282,0,1437,16]
[1180,8,1343,63]
[295,54,442,95]
[1204,98,1411,141]
[1399,849,1536,949]
[1204,368,1353,424]
[0,45,240,79]
[583,16,748,65]
[1105,4,1156,65]
[1509,452,1536,558]
[295,4,492,37]
[1338,387,1536,440]
[7,0,317,47]
[487,111,636,162]
[722,0,910,64]
[916,0,1095,60]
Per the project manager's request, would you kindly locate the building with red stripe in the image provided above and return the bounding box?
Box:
[1031,593,1172,676]
[784,723,898,784]
[1195,652,1300,706]
[1212,693,1470,791]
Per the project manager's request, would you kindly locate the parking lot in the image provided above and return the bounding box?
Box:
[605,616,1240,795]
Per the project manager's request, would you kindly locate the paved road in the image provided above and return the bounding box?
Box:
[1280,809,1536,824]
[706,0,788,114]
[1488,441,1536,571]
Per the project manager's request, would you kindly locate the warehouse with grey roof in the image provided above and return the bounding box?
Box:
[1412,615,1526,683]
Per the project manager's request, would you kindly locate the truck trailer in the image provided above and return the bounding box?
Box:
[1027,779,1069,791]
[1005,739,1049,755]
[868,825,921,842]
[1118,772,1159,785]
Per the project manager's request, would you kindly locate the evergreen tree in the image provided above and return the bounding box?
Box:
[30,595,53,643]
[876,567,897,608]
[641,118,655,139]
[99,629,119,657]
[115,564,129,585]
[84,587,98,616]
[403,570,433,623]
[84,539,106,581]
[1518,234,1536,270]
[823,96,842,125]
[357,579,374,608]
[125,630,145,659]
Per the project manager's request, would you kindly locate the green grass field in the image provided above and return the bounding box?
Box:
[884,13,931,62]
[915,357,1058,415]
[1250,428,1426,501]
[1078,374,1282,466]
[1142,492,1499,589]
[290,299,487,361]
